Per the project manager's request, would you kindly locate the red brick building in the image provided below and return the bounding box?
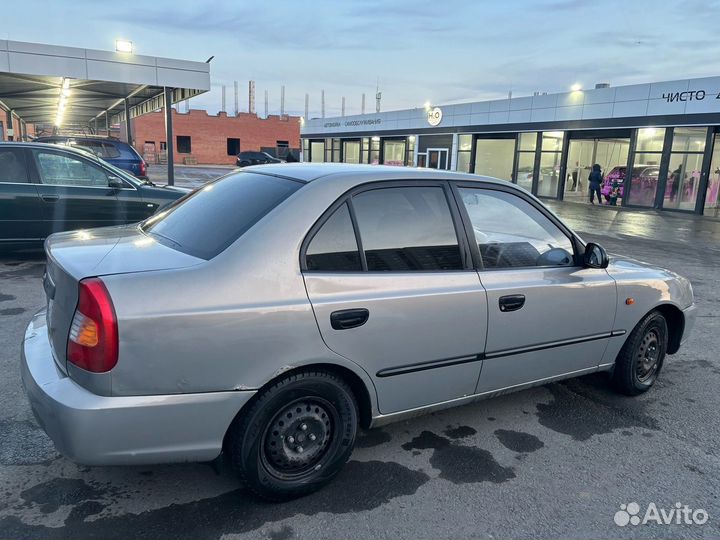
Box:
[0,103,31,141]
[127,109,301,165]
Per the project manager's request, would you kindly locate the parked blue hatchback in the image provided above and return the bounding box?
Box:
[34,136,148,179]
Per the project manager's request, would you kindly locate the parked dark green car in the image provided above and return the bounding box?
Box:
[0,142,188,243]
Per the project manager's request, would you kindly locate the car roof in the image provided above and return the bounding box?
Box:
[0,141,113,158]
[244,163,510,186]
[34,136,127,145]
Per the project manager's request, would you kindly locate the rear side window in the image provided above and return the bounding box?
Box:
[0,148,28,183]
[72,141,104,157]
[352,186,462,271]
[101,143,122,158]
[143,172,302,259]
[306,203,361,271]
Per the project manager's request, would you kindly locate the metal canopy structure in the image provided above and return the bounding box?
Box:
[0,40,211,184]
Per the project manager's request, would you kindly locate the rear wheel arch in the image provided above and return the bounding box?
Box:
[224,363,374,452]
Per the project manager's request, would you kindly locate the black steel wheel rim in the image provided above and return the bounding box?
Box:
[636,329,660,383]
[260,397,338,480]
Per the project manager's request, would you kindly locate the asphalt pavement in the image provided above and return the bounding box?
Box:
[1,184,719,539]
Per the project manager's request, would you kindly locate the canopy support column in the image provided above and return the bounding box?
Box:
[164,87,175,186]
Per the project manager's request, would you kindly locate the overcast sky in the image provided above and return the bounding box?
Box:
[3,0,720,118]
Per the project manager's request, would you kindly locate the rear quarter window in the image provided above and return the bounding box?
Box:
[142,171,302,259]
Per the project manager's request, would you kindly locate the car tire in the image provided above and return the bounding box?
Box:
[238,160,250,167]
[224,369,358,501]
[612,310,668,395]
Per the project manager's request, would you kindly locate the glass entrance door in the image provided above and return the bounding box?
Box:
[565,136,630,204]
[426,148,448,169]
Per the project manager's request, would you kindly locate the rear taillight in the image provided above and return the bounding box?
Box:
[139,161,147,177]
[67,278,118,373]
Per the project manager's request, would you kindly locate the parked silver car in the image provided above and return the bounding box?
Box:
[21,164,696,500]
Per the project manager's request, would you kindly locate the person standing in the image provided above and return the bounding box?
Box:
[669,165,683,202]
[588,163,603,204]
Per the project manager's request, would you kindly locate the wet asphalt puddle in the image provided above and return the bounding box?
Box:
[0,373,676,539]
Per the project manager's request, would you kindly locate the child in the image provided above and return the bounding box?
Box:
[608,180,620,206]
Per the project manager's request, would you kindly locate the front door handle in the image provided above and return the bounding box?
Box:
[499,294,525,312]
[41,194,59,203]
[330,308,369,330]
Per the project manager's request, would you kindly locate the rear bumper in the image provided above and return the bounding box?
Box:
[681,303,697,345]
[21,310,255,465]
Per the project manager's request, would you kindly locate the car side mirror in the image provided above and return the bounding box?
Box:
[108,176,126,189]
[583,242,609,269]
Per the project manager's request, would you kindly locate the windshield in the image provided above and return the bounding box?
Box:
[142,171,303,259]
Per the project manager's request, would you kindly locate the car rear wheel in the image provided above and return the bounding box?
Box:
[238,160,250,167]
[612,310,668,395]
[224,369,358,500]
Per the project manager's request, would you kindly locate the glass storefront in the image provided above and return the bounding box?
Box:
[474,138,515,181]
[456,135,472,173]
[536,132,564,198]
[627,153,662,207]
[704,133,720,216]
[302,122,718,215]
[626,128,665,207]
[664,128,707,211]
[383,139,406,166]
[565,134,629,203]
[310,140,325,163]
[515,151,535,192]
[370,137,380,165]
[343,140,361,164]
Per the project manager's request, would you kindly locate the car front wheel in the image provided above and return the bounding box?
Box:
[225,369,358,500]
[612,310,668,395]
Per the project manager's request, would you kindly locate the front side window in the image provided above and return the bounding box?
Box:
[459,188,574,269]
[352,186,462,271]
[34,151,110,187]
[306,203,361,271]
[143,172,302,259]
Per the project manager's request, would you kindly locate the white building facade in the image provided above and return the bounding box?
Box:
[301,77,720,215]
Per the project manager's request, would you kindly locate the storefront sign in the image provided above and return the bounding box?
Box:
[427,107,443,126]
[323,118,383,129]
[661,89,720,103]
[344,118,382,127]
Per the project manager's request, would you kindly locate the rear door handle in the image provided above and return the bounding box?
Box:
[41,194,59,203]
[330,308,369,330]
[499,294,525,312]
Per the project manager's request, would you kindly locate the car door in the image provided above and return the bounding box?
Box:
[108,176,156,223]
[302,182,488,414]
[0,146,45,241]
[29,148,120,237]
[453,184,617,394]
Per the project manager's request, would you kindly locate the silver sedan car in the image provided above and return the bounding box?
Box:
[21,164,696,500]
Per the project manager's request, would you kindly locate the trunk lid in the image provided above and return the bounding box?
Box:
[44,225,202,372]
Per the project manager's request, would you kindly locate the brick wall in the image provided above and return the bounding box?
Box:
[128,109,300,165]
